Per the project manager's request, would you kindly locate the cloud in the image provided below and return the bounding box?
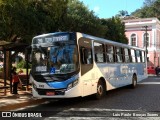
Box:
[93,6,100,13]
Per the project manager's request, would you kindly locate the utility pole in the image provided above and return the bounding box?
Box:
[142,25,148,67]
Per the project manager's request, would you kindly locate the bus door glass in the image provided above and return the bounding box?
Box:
[79,38,93,96]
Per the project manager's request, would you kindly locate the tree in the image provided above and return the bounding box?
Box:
[143,0,156,6]
[0,0,127,44]
[131,0,160,19]
[101,17,128,44]
[0,0,68,44]
[116,10,129,17]
[64,0,106,37]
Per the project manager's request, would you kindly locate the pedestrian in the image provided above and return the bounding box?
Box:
[155,66,159,76]
[12,67,19,94]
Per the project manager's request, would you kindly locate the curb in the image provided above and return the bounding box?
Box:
[0,98,47,111]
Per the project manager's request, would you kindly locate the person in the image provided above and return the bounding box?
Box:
[155,66,160,76]
[12,67,19,94]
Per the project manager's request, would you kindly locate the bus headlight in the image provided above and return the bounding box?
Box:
[73,79,78,86]
[67,83,73,90]
[67,79,79,91]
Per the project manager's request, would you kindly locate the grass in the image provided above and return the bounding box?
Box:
[17,68,31,74]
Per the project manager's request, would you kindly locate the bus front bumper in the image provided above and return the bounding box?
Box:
[32,85,81,98]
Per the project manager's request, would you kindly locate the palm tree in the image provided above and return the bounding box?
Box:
[116,10,129,17]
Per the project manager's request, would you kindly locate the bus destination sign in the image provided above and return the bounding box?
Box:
[36,35,69,44]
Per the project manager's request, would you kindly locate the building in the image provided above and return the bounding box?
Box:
[123,17,160,67]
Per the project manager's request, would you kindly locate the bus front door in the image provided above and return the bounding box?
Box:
[79,38,94,96]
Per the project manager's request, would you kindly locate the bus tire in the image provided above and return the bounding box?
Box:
[131,74,137,88]
[94,80,105,99]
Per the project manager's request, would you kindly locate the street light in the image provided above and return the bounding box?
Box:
[142,25,148,67]
[143,26,148,51]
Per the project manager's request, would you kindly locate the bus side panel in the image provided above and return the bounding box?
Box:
[91,63,117,93]
[94,62,147,91]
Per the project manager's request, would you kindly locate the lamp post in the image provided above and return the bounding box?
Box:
[142,25,148,67]
[158,54,160,66]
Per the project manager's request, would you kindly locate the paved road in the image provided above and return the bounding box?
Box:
[10,76,160,119]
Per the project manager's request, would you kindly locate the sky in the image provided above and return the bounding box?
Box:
[79,0,145,18]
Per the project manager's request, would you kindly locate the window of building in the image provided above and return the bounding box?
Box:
[131,34,137,46]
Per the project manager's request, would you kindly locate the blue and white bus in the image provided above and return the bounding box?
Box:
[30,32,148,99]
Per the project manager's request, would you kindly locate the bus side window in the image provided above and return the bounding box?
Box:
[142,51,145,62]
[131,49,136,63]
[124,48,130,63]
[115,47,123,63]
[136,50,141,63]
[106,45,114,63]
[128,49,132,62]
[80,47,93,64]
[139,51,143,62]
[94,42,105,63]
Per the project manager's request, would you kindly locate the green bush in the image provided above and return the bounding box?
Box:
[17,60,32,69]
[17,60,25,68]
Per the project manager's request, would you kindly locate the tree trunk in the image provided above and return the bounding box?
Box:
[6,51,11,79]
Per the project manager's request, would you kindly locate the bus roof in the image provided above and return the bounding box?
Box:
[78,32,145,51]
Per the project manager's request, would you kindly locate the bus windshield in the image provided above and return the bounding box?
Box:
[32,43,78,75]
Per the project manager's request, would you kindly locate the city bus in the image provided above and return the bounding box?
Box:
[30,32,148,99]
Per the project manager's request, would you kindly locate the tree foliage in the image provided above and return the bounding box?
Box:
[131,0,160,19]
[0,0,128,44]
[116,10,129,17]
[101,17,128,44]
[0,0,68,43]
[65,0,106,38]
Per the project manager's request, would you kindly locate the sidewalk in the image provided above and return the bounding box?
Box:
[0,89,46,111]
[148,74,156,76]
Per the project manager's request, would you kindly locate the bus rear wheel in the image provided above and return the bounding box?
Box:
[94,80,105,99]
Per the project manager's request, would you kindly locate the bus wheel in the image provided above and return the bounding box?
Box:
[94,80,105,99]
[131,74,137,88]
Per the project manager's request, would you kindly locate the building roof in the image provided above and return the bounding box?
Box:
[0,40,29,51]
[0,41,12,46]
[123,17,160,26]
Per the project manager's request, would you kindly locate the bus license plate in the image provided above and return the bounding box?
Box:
[46,92,55,96]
